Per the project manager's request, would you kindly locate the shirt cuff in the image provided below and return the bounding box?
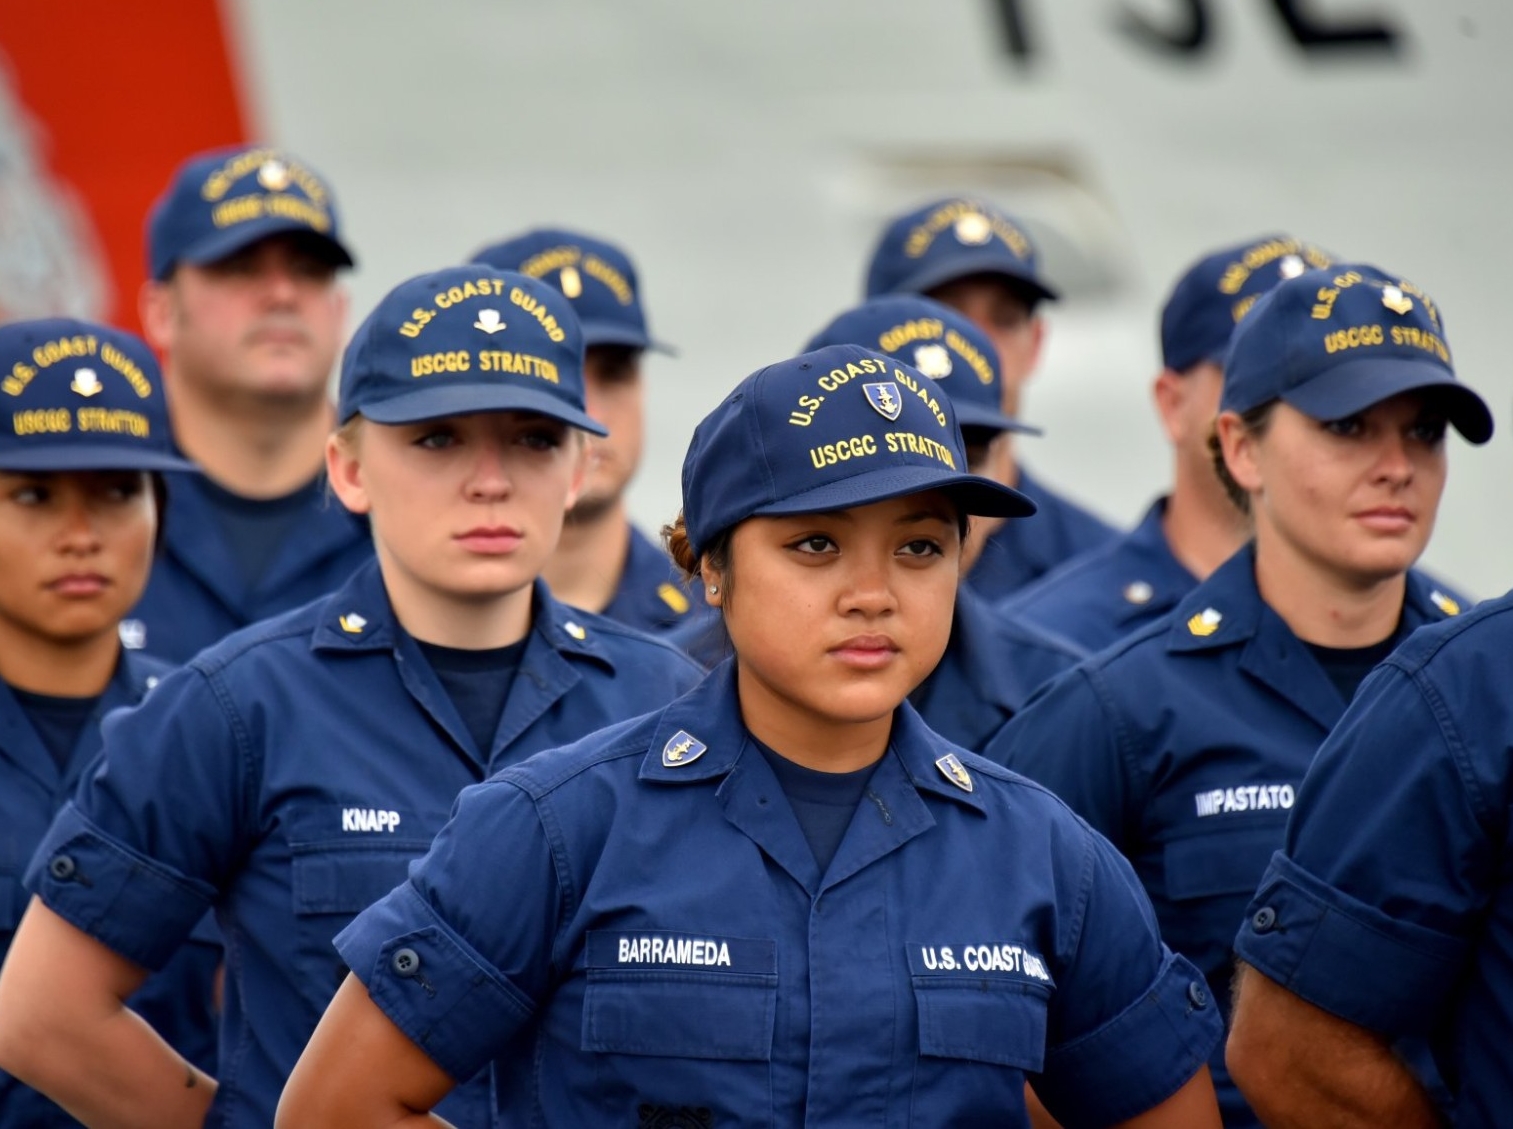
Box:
[335,882,536,1082]
[1234,852,1469,1035]
[24,803,214,971]
[1036,950,1222,1125]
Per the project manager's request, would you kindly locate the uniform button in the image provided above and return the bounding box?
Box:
[1251,906,1277,933]
[391,947,421,977]
[48,855,77,881]
[1187,980,1208,1009]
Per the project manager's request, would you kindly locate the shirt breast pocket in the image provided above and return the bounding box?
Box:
[911,978,1051,1121]
[574,931,778,1118]
[1163,825,1285,901]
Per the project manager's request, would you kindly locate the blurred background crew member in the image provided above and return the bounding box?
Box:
[865,196,1117,598]
[1004,236,1333,652]
[987,263,1491,1125]
[131,144,370,662]
[472,228,708,636]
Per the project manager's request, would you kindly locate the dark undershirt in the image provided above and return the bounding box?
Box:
[414,637,530,755]
[200,475,325,591]
[754,737,878,873]
[1306,624,1408,704]
[11,685,99,772]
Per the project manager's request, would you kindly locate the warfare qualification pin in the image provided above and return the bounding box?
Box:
[662,730,708,768]
[935,752,974,793]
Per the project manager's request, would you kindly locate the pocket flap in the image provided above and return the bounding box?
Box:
[914,980,1049,1070]
[1164,825,1282,901]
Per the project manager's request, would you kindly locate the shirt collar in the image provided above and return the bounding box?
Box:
[637,660,986,814]
[310,561,616,671]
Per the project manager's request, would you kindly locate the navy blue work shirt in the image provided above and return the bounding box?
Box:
[909,584,1086,751]
[983,543,1461,1125]
[127,469,373,662]
[27,561,703,1129]
[965,466,1119,601]
[1002,498,1198,653]
[335,662,1221,1127]
[598,524,717,637]
[1,651,220,1126]
[1236,592,1513,1128]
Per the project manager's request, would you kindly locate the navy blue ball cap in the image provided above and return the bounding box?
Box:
[863,197,1057,302]
[0,318,195,473]
[337,265,605,435]
[470,228,673,354]
[147,145,355,280]
[681,344,1035,556]
[1161,235,1334,373]
[1223,262,1492,445]
[804,295,1040,435]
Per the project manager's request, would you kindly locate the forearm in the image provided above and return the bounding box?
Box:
[1228,965,1440,1129]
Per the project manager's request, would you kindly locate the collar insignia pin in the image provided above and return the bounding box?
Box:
[559,266,583,299]
[662,729,708,767]
[564,621,587,640]
[1381,286,1414,316]
[953,212,992,245]
[338,613,367,634]
[1186,607,1223,637]
[935,753,974,793]
[912,343,953,379]
[1430,590,1461,616]
[474,309,506,334]
[257,159,291,191]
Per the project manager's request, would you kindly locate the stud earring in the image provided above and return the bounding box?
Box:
[708,585,719,595]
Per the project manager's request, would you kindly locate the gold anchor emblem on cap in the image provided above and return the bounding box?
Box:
[257,159,291,191]
[1381,286,1414,316]
[474,309,506,334]
[70,368,102,398]
[559,266,583,299]
[935,753,974,793]
[953,212,992,245]
[1186,607,1223,637]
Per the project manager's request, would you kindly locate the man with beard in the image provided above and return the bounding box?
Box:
[129,145,370,662]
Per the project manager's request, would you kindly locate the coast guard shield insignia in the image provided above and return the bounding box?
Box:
[863,382,904,421]
[662,730,708,768]
[935,753,974,793]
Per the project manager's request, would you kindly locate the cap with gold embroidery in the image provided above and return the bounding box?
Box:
[1222,262,1492,444]
[804,295,1040,436]
[338,265,604,435]
[0,317,195,472]
[471,228,672,354]
[147,145,354,280]
[680,343,1034,557]
[1161,235,1334,373]
[864,197,1056,303]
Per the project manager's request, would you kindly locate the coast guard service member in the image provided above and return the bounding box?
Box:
[1003,236,1333,652]
[865,197,1117,598]
[472,228,708,636]
[804,296,1087,748]
[985,263,1490,1126]
[129,144,371,662]
[0,319,218,1126]
[0,267,703,1128]
[276,343,1222,1128]
[1229,595,1513,1128]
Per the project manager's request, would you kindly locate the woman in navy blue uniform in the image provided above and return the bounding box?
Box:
[276,343,1222,1127]
[984,263,1492,1125]
[0,269,703,1128]
[0,318,219,1126]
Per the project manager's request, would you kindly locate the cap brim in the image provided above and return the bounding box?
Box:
[1282,357,1493,445]
[578,320,677,356]
[954,402,1044,436]
[889,256,1058,303]
[358,382,609,436]
[0,448,198,473]
[752,464,1036,521]
[171,219,355,277]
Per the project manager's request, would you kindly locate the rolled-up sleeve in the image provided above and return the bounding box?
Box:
[1235,661,1492,1036]
[334,778,561,1082]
